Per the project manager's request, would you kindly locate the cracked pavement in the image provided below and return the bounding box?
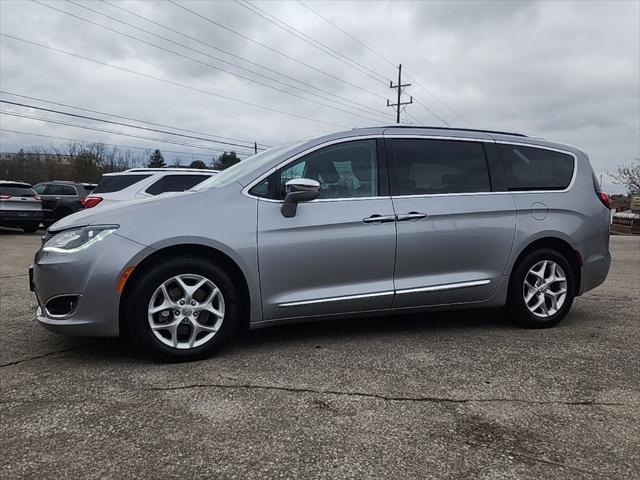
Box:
[1,230,639,479]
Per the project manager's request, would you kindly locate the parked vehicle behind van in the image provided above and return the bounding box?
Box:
[0,181,42,232]
[84,168,218,209]
[32,181,89,227]
[31,127,611,361]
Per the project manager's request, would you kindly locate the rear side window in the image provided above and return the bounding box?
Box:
[93,174,151,194]
[47,184,77,196]
[145,175,210,195]
[390,139,491,195]
[33,184,47,194]
[0,185,37,197]
[497,144,574,191]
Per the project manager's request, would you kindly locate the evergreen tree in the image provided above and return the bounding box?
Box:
[189,160,207,169]
[213,151,240,170]
[147,149,166,168]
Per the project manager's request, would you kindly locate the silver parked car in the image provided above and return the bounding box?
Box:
[31,127,611,361]
[84,168,218,209]
[0,181,42,232]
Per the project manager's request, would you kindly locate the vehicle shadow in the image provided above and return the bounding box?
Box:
[80,308,513,364]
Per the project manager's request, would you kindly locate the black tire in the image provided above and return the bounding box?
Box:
[22,223,39,233]
[505,248,576,329]
[125,255,240,361]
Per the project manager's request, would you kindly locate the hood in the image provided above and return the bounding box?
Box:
[49,190,195,231]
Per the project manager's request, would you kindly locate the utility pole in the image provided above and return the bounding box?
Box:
[387,64,412,124]
[254,142,258,155]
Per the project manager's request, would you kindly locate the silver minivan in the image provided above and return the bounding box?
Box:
[31,127,611,361]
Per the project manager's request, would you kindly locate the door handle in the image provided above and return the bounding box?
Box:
[363,214,396,224]
[397,212,427,222]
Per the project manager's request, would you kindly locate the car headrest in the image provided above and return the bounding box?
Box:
[351,158,372,182]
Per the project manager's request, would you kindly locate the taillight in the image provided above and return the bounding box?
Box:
[83,196,103,208]
[0,194,11,199]
[596,191,610,209]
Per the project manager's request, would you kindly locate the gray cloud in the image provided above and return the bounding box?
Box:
[0,0,638,190]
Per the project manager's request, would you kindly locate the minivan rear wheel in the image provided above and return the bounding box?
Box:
[506,249,576,328]
[125,255,239,361]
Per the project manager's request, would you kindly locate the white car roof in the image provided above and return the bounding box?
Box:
[103,168,219,176]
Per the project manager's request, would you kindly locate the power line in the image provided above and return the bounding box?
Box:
[235,0,389,85]
[412,97,449,126]
[60,0,390,122]
[166,0,387,101]
[296,0,473,126]
[0,90,271,148]
[0,128,223,160]
[0,33,349,129]
[0,110,252,154]
[0,99,264,151]
[1,98,260,151]
[297,1,396,69]
[99,0,392,120]
[31,1,384,124]
[407,77,473,126]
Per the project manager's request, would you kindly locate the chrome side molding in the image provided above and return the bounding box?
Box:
[278,279,491,307]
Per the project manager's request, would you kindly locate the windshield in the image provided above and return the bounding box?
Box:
[193,141,303,191]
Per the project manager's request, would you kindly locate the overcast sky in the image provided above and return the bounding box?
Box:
[1,0,638,191]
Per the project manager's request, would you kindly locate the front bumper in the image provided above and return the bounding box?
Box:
[32,232,151,337]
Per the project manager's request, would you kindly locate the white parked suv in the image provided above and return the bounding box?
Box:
[84,168,218,209]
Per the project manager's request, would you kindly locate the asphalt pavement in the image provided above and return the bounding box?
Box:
[1,230,638,479]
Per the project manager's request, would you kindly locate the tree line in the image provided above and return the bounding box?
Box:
[0,143,241,184]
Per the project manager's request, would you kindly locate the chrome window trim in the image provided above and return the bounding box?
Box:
[242,134,578,202]
[278,290,394,308]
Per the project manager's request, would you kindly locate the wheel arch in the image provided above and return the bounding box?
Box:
[118,243,253,337]
[509,237,582,295]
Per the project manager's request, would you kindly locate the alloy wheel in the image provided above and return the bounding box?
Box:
[147,273,225,349]
[523,260,568,318]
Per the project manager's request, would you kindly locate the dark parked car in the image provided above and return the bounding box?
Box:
[0,180,42,232]
[33,181,89,226]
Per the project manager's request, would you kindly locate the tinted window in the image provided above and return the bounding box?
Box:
[277,140,378,199]
[145,175,209,195]
[33,184,47,194]
[0,185,37,197]
[47,184,77,196]
[93,174,151,193]
[390,139,491,195]
[497,144,574,191]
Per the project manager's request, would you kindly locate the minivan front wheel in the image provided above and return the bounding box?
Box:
[506,249,576,328]
[126,256,239,361]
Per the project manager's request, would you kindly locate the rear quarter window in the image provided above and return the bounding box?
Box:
[93,174,151,194]
[498,144,575,191]
[0,185,37,197]
[145,175,210,195]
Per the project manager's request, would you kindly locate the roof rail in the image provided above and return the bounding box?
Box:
[371,125,529,138]
[123,167,219,173]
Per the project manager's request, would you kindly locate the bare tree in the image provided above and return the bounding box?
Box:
[609,158,640,195]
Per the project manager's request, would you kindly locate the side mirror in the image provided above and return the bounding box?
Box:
[281,178,320,218]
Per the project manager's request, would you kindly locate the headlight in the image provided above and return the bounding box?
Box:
[43,225,118,254]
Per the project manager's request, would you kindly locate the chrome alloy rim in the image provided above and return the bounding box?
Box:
[147,274,225,349]
[523,260,567,318]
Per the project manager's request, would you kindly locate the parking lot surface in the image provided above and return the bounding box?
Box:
[1,230,638,479]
